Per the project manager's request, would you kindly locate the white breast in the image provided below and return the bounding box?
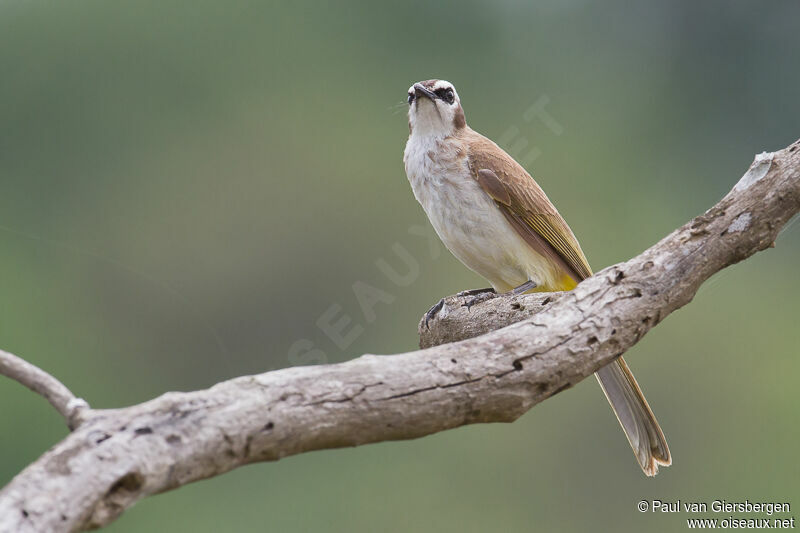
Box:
[403,133,560,292]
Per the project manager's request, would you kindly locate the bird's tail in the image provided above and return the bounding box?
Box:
[595,357,671,476]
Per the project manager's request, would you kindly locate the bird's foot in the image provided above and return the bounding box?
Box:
[511,280,538,295]
[460,281,537,310]
[456,287,496,298]
[459,288,497,310]
[424,298,445,329]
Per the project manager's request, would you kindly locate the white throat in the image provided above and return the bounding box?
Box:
[410,99,453,140]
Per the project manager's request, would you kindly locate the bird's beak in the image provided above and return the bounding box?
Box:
[413,83,438,101]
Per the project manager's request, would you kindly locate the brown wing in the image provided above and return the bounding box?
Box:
[467,134,592,282]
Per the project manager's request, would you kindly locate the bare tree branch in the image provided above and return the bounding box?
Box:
[0,139,798,532]
[0,349,89,430]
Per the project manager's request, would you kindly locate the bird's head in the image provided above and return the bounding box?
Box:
[407,79,466,138]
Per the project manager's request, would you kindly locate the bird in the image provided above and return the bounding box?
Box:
[402,79,671,476]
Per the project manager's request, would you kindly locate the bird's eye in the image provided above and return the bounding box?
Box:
[435,87,455,105]
[407,92,415,105]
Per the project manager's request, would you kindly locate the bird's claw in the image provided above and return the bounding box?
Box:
[424,298,445,329]
[456,287,495,298]
[462,290,497,310]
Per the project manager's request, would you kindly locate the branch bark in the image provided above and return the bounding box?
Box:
[1,139,798,532]
[0,349,89,430]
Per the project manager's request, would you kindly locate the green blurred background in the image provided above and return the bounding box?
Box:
[2,0,799,531]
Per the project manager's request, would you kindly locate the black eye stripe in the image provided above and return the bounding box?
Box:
[433,87,455,104]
